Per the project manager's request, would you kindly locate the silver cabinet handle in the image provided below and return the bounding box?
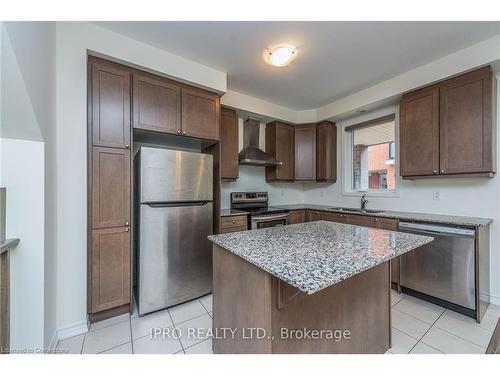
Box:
[182,131,186,135]
[125,228,129,232]
[433,170,438,174]
[125,221,129,226]
[441,169,446,174]
[177,130,181,134]
[125,144,130,149]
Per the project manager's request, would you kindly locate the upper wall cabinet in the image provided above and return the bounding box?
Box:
[266,121,295,182]
[439,67,495,175]
[294,124,317,181]
[182,88,220,141]
[133,74,181,135]
[400,86,440,176]
[90,61,131,149]
[400,66,496,178]
[220,107,239,181]
[316,121,337,182]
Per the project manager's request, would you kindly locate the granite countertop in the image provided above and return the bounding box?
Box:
[221,209,249,217]
[208,221,433,295]
[273,204,493,227]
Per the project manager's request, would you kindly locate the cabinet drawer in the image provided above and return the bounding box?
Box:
[221,215,248,232]
[322,212,346,223]
[346,214,375,227]
[374,217,399,231]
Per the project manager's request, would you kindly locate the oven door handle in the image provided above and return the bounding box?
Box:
[252,213,290,221]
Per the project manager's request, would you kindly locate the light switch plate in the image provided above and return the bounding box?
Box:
[433,191,441,201]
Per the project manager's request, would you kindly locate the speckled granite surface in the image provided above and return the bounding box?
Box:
[220,208,249,217]
[273,204,493,227]
[208,221,433,295]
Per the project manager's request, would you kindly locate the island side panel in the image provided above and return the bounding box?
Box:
[212,244,273,354]
[270,262,391,354]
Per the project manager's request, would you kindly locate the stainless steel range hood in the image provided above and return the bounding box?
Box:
[238,118,282,166]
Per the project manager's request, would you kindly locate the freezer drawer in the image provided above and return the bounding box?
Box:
[400,223,476,310]
[138,147,213,203]
[138,202,213,315]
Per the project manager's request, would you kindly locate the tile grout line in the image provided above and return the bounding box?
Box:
[167,308,185,353]
[409,309,446,354]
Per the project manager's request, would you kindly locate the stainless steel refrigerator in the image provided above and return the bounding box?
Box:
[135,147,213,316]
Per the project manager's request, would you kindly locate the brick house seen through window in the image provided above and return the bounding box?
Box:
[348,114,396,192]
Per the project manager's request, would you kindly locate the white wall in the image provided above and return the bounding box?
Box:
[1,21,56,351]
[304,76,500,303]
[54,22,228,336]
[0,138,45,352]
[221,117,304,208]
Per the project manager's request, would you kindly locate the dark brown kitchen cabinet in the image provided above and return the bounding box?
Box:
[266,121,295,182]
[294,124,316,181]
[288,210,306,224]
[306,210,323,222]
[92,147,131,230]
[316,121,337,182]
[132,73,181,135]
[90,60,131,149]
[439,67,495,175]
[182,87,220,140]
[322,212,346,223]
[346,214,374,227]
[90,227,131,314]
[400,85,440,177]
[220,215,248,233]
[400,66,496,178]
[220,107,239,181]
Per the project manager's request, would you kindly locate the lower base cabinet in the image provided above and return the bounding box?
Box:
[221,215,248,233]
[288,210,306,224]
[373,217,400,291]
[90,227,131,314]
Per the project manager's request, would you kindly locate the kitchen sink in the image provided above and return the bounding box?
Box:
[328,207,384,214]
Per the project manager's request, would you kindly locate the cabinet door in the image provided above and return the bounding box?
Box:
[306,210,323,222]
[91,62,131,148]
[220,107,239,180]
[322,212,346,223]
[91,227,131,313]
[92,147,130,229]
[374,217,398,231]
[294,124,316,181]
[181,88,220,140]
[265,122,295,181]
[316,121,337,182]
[346,214,375,227]
[132,74,181,135]
[439,67,494,174]
[288,210,306,224]
[400,86,440,177]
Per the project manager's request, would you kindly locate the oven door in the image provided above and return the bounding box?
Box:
[251,213,290,229]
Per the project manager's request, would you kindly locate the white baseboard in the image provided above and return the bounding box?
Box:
[55,321,89,343]
[480,291,500,307]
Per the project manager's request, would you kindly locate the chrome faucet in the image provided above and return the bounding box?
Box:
[360,194,368,211]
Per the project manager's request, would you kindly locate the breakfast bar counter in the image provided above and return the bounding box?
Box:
[208,221,432,354]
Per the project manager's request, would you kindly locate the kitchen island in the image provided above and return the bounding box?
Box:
[208,221,433,354]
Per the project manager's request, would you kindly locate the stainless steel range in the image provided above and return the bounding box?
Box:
[230,192,290,229]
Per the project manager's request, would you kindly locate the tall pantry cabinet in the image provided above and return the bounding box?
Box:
[88,57,132,321]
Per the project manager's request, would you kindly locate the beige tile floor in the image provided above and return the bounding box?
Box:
[56,291,499,354]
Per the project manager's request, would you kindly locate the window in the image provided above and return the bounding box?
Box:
[343,113,397,195]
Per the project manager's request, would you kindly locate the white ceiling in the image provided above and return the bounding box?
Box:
[95,21,500,110]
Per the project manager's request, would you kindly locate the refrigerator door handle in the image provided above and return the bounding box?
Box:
[144,201,211,208]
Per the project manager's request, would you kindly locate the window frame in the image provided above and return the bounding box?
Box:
[341,105,400,198]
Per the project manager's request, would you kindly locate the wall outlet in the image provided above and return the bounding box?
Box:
[280,189,285,197]
[320,190,324,198]
[432,191,441,201]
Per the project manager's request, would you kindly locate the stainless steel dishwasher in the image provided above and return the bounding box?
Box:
[398,221,476,315]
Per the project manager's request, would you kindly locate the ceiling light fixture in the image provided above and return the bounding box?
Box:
[264,45,297,67]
